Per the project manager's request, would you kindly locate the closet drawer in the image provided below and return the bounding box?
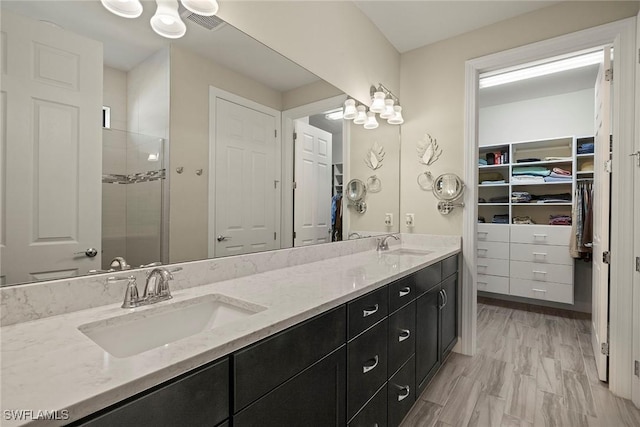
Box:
[510,243,573,266]
[477,224,509,242]
[476,258,509,277]
[510,225,571,246]
[510,278,573,304]
[477,241,509,260]
[477,275,509,295]
[510,261,573,285]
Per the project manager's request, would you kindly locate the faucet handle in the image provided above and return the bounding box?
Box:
[118,276,139,308]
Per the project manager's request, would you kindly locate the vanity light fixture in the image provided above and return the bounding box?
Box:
[363,111,379,130]
[363,83,403,128]
[101,0,220,39]
[342,98,357,120]
[387,106,404,125]
[370,89,386,113]
[353,105,367,125]
[380,99,395,119]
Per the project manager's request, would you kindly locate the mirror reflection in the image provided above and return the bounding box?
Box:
[0,0,401,287]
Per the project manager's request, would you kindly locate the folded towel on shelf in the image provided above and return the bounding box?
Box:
[512,166,551,176]
[549,214,572,225]
[478,158,488,166]
[512,191,532,203]
[479,172,504,182]
[552,167,571,176]
[544,175,573,182]
[577,143,594,154]
[511,175,545,184]
[492,214,509,224]
[513,216,535,224]
[481,180,506,184]
[580,160,594,172]
[544,156,572,161]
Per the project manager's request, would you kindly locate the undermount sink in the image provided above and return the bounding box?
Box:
[78,294,266,358]
[387,248,433,257]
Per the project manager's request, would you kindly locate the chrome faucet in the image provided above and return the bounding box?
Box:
[110,257,130,271]
[348,232,362,239]
[112,267,182,308]
[377,234,399,251]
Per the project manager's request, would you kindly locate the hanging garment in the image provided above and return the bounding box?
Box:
[570,181,593,258]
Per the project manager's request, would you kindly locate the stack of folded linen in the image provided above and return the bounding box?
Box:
[544,167,572,182]
[549,214,572,225]
[512,175,545,184]
[479,171,505,184]
[512,191,532,203]
[578,142,594,154]
[512,166,550,184]
[492,214,509,224]
[533,193,572,203]
[513,216,535,224]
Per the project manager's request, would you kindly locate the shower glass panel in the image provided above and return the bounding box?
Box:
[102,129,165,270]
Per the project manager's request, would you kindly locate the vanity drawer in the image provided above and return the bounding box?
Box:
[78,357,230,427]
[387,355,416,427]
[510,225,571,246]
[510,278,573,304]
[442,254,458,279]
[477,241,509,260]
[348,319,388,421]
[388,274,416,313]
[415,262,441,295]
[388,301,416,376]
[348,286,388,339]
[348,384,388,427]
[510,243,573,266]
[477,224,509,242]
[510,261,573,285]
[477,274,509,295]
[476,258,509,277]
[234,305,346,412]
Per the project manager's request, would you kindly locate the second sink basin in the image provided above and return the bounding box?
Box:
[79,294,266,358]
[387,248,434,257]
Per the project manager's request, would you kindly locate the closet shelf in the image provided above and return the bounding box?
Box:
[478,203,509,206]
[512,159,572,167]
[478,164,509,169]
[478,183,509,187]
[511,181,572,186]
[512,202,572,206]
[576,153,594,158]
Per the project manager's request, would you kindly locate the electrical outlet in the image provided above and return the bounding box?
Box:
[384,213,393,227]
[405,213,415,228]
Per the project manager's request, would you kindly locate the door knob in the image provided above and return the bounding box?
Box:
[75,248,98,258]
[217,235,231,242]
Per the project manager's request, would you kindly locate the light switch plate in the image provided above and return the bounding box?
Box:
[385,213,393,227]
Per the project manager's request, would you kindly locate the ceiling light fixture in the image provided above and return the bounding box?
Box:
[479,50,603,88]
[342,99,357,120]
[101,0,220,39]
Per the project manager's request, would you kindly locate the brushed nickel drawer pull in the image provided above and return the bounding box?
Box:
[533,252,547,257]
[532,288,547,293]
[397,385,411,401]
[398,329,411,342]
[363,355,379,373]
[533,233,547,239]
[399,287,411,297]
[363,304,379,317]
[533,270,547,274]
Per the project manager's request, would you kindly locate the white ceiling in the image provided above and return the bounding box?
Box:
[0,0,320,92]
[354,1,559,53]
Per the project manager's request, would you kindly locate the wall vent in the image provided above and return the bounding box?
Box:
[178,5,226,31]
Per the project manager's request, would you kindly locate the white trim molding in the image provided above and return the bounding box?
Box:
[463,18,637,399]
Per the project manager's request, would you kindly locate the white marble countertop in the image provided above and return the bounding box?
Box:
[1,243,459,426]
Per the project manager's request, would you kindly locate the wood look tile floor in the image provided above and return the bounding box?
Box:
[400,301,640,427]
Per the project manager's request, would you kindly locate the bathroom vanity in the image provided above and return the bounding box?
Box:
[0,236,459,427]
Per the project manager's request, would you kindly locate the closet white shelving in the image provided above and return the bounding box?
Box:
[476,135,594,305]
[332,163,343,196]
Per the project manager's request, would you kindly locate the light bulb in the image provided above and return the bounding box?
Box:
[364,111,379,130]
[181,0,219,16]
[151,0,186,39]
[380,99,395,119]
[342,99,357,120]
[353,105,367,125]
[370,91,386,113]
[387,106,404,125]
[101,0,143,18]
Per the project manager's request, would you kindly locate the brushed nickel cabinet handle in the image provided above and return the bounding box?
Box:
[396,385,411,401]
[398,329,411,342]
[398,287,411,297]
[362,355,379,373]
[363,304,379,317]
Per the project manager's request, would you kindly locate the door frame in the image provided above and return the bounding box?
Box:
[281,94,347,248]
[632,9,640,409]
[208,86,282,258]
[462,18,637,398]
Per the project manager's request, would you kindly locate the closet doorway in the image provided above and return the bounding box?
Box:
[462,18,637,400]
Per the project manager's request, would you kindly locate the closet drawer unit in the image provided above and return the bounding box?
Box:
[476,258,509,277]
[510,278,573,304]
[510,225,571,246]
[510,261,573,285]
[510,243,573,266]
[477,275,509,295]
[477,224,509,242]
[477,241,509,260]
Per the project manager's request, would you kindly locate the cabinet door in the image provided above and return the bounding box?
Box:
[77,358,229,427]
[387,355,415,427]
[415,284,441,396]
[388,301,416,376]
[440,274,458,359]
[234,346,346,427]
[347,320,388,420]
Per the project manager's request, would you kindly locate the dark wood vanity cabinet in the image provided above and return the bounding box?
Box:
[71,253,459,427]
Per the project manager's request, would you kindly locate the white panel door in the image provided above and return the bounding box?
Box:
[293,121,332,246]
[591,46,612,381]
[0,10,102,284]
[215,98,277,256]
